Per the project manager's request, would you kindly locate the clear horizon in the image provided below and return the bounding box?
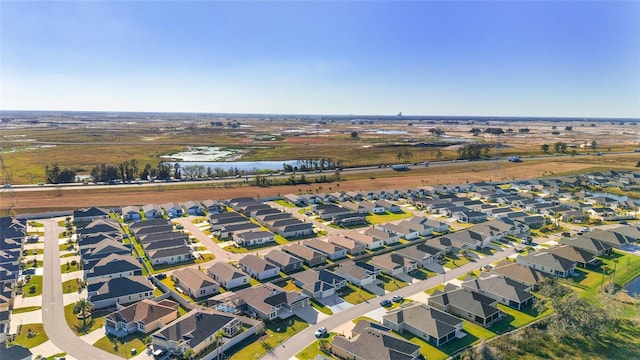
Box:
[2,1,639,118]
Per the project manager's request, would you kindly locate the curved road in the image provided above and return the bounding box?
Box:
[260,246,516,360]
[41,219,121,360]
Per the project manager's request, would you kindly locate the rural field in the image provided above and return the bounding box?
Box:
[1,113,639,214]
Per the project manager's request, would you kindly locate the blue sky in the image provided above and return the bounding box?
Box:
[2,1,639,117]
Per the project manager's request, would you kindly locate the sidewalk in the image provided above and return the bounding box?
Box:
[80,326,107,345]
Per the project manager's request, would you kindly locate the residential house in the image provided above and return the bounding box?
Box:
[331,325,421,360]
[233,231,275,247]
[589,207,617,221]
[382,303,463,347]
[291,269,347,299]
[171,268,219,299]
[121,206,142,222]
[182,201,205,216]
[84,253,142,280]
[283,243,326,267]
[212,283,309,320]
[105,299,178,338]
[490,261,547,290]
[516,252,576,278]
[264,249,304,273]
[219,222,260,239]
[560,237,613,257]
[377,223,420,240]
[461,275,534,310]
[396,243,440,267]
[371,253,417,277]
[344,230,384,250]
[87,276,154,309]
[406,216,449,234]
[142,204,163,219]
[303,238,348,260]
[202,200,226,215]
[364,227,400,245]
[147,245,194,266]
[327,235,366,255]
[376,199,401,212]
[161,203,183,218]
[207,262,250,290]
[275,222,314,238]
[542,245,598,268]
[238,254,280,281]
[151,309,242,358]
[428,286,502,327]
[334,261,380,286]
[453,210,488,223]
[74,207,111,224]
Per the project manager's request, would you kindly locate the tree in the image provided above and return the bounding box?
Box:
[182,348,195,360]
[350,131,358,138]
[429,128,445,136]
[541,144,549,153]
[591,140,597,150]
[469,128,482,136]
[73,298,95,331]
[565,125,573,131]
[551,130,560,135]
[518,128,530,133]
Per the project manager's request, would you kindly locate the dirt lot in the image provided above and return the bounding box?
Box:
[3,160,624,214]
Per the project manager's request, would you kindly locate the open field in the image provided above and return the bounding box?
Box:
[4,156,639,214]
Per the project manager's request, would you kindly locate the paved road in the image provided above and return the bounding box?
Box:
[41,219,121,360]
[260,246,516,360]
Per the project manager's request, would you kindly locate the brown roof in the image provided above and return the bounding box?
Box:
[107,299,177,324]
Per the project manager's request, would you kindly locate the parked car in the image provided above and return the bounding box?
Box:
[314,327,328,338]
[380,299,392,307]
[391,295,403,303]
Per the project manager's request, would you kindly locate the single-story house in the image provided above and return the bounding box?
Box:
[331,325,421,360]
[233,231,275,247]
[327,235,367,255]
[382,303,463,347]
[121,206,142,222]
[142,204,163,219]
[516,252,576,278]
[171,267,219,299]
[303,238,348,260]
[105,299,178,338]
[461,275,534,310]
[333,261,380,286]
[291,269,347,299]
[371,253,417,277]
[238,254,280,281]
[88,276,154,309]
[264,249,304,273]
[428,286,501,327]
[74,207,111,224]
[283,244,327,267]
[207,262,250,290]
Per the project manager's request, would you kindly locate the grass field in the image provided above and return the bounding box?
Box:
[12,306,42,314]
[366,210,413,225]
[22,275,43,297]
[62,279,81,294]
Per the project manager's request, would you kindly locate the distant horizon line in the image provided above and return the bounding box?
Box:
[0,109,638,121]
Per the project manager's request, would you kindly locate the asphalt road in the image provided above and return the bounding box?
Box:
[260,246,516,360]
[41,219,122,360]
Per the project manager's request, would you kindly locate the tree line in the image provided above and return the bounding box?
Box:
[45,164,77,184]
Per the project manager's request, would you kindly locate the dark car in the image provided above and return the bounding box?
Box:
[380,299,392,307]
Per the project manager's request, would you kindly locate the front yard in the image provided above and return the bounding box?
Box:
[340,283,376,305]
[365,210,413,225]
[93,333,147,359]
[10,323,49,348]
[64,303,108,335]
[227,317,309,360]
[378,274,409,292]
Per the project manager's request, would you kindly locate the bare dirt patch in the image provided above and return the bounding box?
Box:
[4,160,613,214]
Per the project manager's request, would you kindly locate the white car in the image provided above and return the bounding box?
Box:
[314,327,327,338]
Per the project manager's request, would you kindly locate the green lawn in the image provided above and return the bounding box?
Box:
[341,283,377,305]
[59,243,75,251]
[227,317,309,360]
[366,210,413,225]
[310,299,334,315]
[497,304,553,328]
[296,333,337,360]
[62,279,81,294]
[61,262,81,274]
[273,199,298,208]
[378,274,408,291]
[22,275,43,297]
[11,323,48,348]
[425,284,445,295]
[12,306,42,314]
[93,333,147,359]
[64,303,107,335]
[443,254,472,269]
[409,268,437,280]
[47,353,67,360]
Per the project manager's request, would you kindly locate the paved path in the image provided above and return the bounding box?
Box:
[260,246,516,360]
[41,219,121,360]
[172,217,244,262]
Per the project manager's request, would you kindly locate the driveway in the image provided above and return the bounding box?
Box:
[317,294,355,313]
[294,306,329,325]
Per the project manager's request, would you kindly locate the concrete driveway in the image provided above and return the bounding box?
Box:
[9,308,43,333]
[294,306,329,325]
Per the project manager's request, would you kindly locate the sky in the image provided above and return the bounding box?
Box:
[1,1,639,117]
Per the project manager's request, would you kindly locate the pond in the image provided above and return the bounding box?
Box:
[624,275,640,297]
[174,160,299,172]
